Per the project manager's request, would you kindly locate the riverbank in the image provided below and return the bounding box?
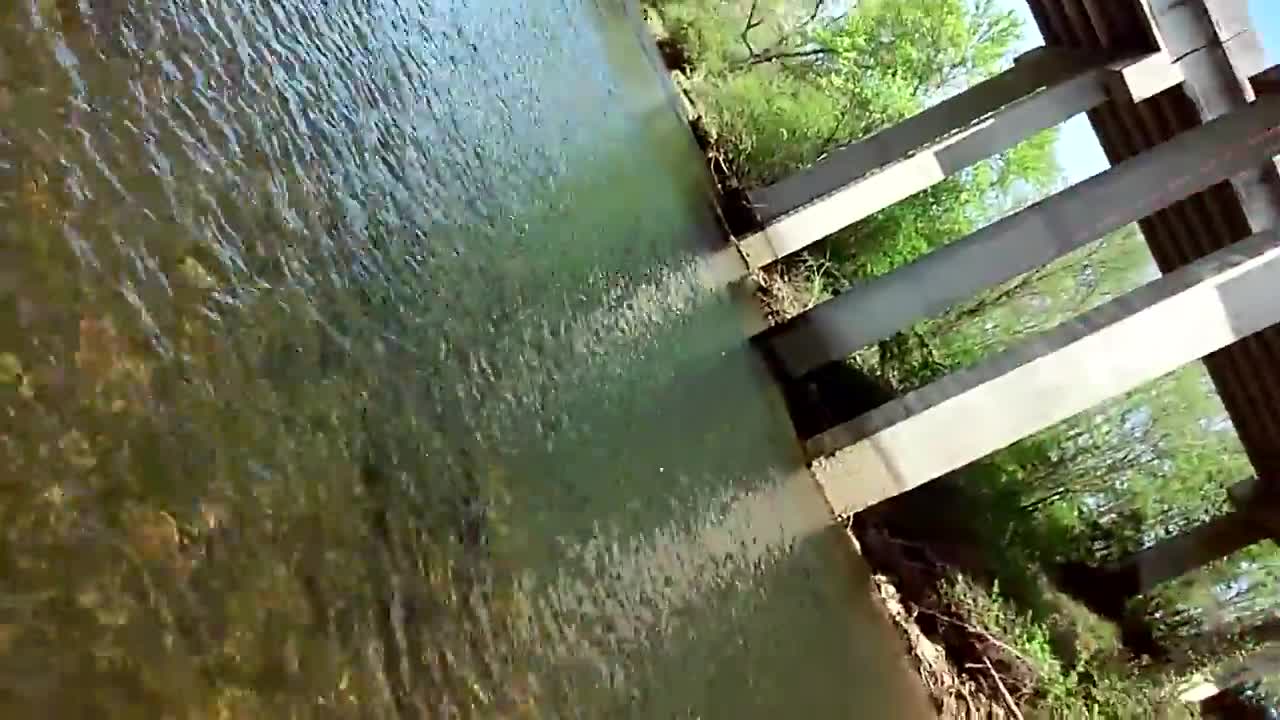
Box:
[638,8,1034,717]
[851,527,1024,718]
[638,4,1195,716]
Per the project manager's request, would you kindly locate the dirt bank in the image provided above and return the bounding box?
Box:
[851,520,1034,719]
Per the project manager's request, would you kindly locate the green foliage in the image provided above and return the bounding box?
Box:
[810,0,1022,105]
[932,225,1154,357]
[944,578,1191,719]
[697,70,849,182]
[655,0,1056,189]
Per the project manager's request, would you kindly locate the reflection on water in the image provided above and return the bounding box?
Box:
[0,0,930,716]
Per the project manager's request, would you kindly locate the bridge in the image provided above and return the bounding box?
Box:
[736,0,1280,615]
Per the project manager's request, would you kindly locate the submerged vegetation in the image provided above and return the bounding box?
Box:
[646,0,1280,715]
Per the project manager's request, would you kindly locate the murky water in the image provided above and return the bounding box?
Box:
[0,0,931,716]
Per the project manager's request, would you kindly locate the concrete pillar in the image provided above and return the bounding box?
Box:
[748,47,1099,224]
[806,231,1280,515]
[737,51,1182,269]
[758,92,1280,379]
[1102,504,1272,597]
[1055,479,1280,624]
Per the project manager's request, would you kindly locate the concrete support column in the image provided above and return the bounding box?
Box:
[1183,645,1280,703]
[748,46,1098,224]
[805,231,1280,515]
[758,91,1280,379]
[737,50,1182,269]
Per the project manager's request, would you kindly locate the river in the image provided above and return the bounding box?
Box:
[0,0,932,716]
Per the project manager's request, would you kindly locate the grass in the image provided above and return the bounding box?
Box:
[942,577,1193,719]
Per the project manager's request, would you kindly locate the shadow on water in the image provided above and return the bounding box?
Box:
[0,0,933,715]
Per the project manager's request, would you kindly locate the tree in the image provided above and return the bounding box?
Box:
[668,0,1041,184]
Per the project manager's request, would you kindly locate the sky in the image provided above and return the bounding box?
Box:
[997,0,1280,183]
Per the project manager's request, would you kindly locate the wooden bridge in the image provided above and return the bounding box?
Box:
[739,0,1280,616]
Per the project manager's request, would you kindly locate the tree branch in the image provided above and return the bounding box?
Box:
[741,46,836,67]
[816,92,859,151]
[741,0,764,56]
[800,0,828,29]
[1022,487,1071,513]
[734,0,840,70]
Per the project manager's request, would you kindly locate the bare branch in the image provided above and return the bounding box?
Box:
[915,607,1035,667]
[800,0,827,30]
[1022,487,1071,513]
[984,657,1026,720]
[735,0,840,70]
[816,93,859,153]
[741,0,764,56]
[741,46,835,67]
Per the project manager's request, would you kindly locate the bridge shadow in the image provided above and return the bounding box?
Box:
[772,360,897,442]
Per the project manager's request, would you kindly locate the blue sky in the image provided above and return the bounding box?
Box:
[998,0,1280,182]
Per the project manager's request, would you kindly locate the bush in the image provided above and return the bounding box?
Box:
[943,578,1189,719]
[697,71,847,185]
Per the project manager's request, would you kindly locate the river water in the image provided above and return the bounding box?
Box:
[0,0,932,716]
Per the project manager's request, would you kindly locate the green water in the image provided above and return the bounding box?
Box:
[0,0,931,716]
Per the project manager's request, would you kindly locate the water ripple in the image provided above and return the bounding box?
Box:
[0,0,924,716]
